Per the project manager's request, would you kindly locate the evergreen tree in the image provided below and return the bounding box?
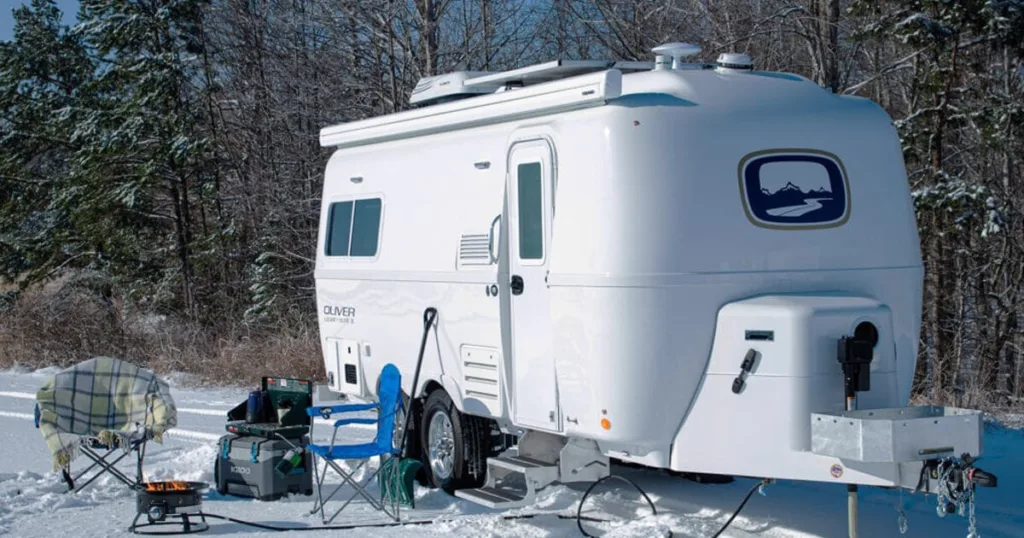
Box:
[0,0,94,285]
[72,0,217,318]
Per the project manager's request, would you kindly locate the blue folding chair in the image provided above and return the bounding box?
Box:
[306,363,404,524]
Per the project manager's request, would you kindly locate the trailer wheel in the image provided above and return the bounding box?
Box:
[419,389,497,492]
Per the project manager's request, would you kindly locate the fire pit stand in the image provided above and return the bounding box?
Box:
[130,481,210,535]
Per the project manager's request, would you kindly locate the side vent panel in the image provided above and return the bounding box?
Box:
[335,339,363,395]
[458,232,493,268]
[460,345,502,416]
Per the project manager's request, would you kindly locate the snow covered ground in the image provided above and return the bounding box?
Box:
[1,367,1021,537]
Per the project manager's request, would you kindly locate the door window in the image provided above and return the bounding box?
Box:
[517,162,544,260]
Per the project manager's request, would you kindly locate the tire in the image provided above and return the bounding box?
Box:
[419,389,499,492]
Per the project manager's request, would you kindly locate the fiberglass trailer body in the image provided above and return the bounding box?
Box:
[313,44,990,513]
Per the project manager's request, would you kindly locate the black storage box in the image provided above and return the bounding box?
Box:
[214,434,314,501]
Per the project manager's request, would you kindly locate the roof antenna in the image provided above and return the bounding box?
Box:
[651,42,701,71]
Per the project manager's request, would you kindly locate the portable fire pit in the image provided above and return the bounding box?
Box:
[130,481,209,535]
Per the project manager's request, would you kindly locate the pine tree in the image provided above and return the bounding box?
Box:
[72,0,217,318]
[0,0,94,285]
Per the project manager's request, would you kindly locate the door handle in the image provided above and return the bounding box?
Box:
[510,275,524,295]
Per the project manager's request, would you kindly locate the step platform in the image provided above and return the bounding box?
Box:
[455,455,559,509]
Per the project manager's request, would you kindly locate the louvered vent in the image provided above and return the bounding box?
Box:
[460,345,502,415]
[458,233,492,268]
[344,364,357,385]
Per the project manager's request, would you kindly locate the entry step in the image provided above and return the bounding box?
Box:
[454,454,560,509]
[487,455,556,473]
[454,485,532,509]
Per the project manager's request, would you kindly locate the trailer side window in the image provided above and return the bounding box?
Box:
[326,197,382,257]
[350,198,382,256]
[326,201,353,256]
[517,162,543,260]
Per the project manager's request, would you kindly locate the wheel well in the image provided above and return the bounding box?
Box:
[420,380,444,401]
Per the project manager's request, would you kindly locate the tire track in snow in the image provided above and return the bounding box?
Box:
[3,389,229,417]
[0,410,34,420]
[0,409,220,442]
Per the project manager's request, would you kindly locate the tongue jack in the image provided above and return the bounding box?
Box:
[838,335,874,402]
[836,331,875,538]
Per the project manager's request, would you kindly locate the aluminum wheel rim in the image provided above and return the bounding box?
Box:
[427,410,455,480]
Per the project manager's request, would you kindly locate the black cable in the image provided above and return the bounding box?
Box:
[199,476,766,536]
[199,510,609,532]
[396,306,437,459]
[200,512,431,531]
[576,474,669,538]
[709,478,771,538]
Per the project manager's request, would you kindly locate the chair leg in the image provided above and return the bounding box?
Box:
[312,457,402,525]
[310,457,371,520]
[310,456,325,518]
[72,447,134,493]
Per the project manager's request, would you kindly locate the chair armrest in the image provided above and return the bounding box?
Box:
[306,402,378,419]
[334,418,377,428]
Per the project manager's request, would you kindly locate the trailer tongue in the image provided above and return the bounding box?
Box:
[810,326,997,537]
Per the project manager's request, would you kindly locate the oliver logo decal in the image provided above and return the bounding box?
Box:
[322,304,356,324]
[738,149,851,230]
[830,463,844,479]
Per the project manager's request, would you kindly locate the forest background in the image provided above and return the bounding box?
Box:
[1,0,1023,413]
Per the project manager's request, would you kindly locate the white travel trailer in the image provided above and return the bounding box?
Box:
[313,43,994,522]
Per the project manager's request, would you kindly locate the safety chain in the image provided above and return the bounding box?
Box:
[966,484,979,538]
[896,488,908,535]
[930,458,981,538]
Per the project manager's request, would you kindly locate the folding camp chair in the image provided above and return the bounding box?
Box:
[34,357,177,493]
[306,363,405,524]
[34,402,151,492]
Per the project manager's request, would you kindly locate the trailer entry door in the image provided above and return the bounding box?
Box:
[507,139,560,432]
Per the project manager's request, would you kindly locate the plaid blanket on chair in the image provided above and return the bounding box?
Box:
[35,357,177,471]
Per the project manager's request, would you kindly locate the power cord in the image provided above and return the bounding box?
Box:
[198,510,609,532]
[197,475,769,536]
[576,474,668,537]
[710,478,772,538]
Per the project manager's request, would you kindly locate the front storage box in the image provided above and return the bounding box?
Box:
[215,434,314,500]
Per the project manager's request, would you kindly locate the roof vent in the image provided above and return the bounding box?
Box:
[410,71,497,106]
[716,52,752,71]
[651,42,701,70]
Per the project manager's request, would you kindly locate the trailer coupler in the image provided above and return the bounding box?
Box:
[909,453,997,537]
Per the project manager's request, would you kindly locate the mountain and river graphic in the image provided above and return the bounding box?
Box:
[759,181,840,218]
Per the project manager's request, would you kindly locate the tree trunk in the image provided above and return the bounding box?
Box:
[169,176,195,318]
[822,0,840,92]
[928,231,950,403]
[419,0,439,76]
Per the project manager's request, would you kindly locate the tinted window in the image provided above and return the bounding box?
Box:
[326,201,353,256]
[517,163,543,260]
[325,197,381,257]
[350,198,382,256]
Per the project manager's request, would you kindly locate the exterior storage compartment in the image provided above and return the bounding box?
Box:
[215,434,314,501]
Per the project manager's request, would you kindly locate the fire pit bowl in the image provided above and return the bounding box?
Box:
[130,481,209,535]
